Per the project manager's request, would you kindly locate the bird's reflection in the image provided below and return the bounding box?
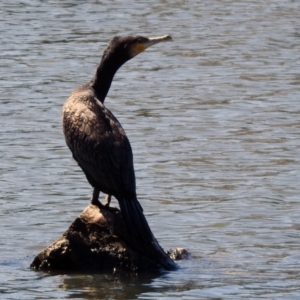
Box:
[57,270,164,299]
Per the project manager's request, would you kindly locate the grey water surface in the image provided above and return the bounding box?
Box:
[1,0,300,299]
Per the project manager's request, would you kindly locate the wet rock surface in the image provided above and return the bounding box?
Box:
[31,204,178,273]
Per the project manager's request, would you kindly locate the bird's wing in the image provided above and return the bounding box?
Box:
[63,93,136,197]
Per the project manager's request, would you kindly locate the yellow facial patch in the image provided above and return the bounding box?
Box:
[135,43,146,53]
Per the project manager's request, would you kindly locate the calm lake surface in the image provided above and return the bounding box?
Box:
[1,0,300,299]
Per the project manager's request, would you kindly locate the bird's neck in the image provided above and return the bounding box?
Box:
[91,56,124,103]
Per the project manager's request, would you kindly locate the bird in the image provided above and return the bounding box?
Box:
[62,35,173,243]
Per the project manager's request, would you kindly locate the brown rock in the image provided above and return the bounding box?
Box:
[30,204,177,273]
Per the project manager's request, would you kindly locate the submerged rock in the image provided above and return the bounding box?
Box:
[30,204,178,273]
[167,247,191,261]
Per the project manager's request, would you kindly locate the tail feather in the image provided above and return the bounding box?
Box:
[118,197,154,242]
[117,197,178,270]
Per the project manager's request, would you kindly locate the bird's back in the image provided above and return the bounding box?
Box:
[62,84,136,198]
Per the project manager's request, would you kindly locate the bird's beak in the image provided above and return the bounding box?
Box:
[136,35,173,53]
[144,35,173,49]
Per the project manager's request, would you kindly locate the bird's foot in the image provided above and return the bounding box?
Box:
[102,194,119,212]
[103,194,111,208]
[91,197,105,209]
[90,189,103,209]
[91,194,116,210]
[90,193,119,213]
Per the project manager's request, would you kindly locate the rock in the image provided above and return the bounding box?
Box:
[30,204,178,273]
[167,248,191,261]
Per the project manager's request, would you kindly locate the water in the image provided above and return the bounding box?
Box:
[1,0,300,298]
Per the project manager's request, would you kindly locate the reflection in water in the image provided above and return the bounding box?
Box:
[60,272,159,299]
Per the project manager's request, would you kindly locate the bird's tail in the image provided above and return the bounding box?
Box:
[118,196,178,271]
[118,197,154,243]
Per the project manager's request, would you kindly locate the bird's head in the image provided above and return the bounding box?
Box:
[102,35,173,64]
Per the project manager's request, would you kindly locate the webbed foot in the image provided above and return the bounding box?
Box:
[90,188,104,209]
[103,194,112,208]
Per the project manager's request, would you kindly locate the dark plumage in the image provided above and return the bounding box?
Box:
[62,35,172,242]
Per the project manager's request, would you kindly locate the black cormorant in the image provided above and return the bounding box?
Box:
[62,35,172,242]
